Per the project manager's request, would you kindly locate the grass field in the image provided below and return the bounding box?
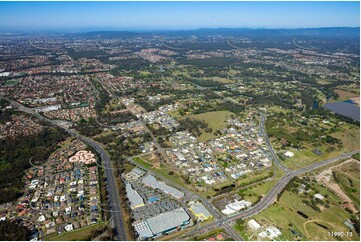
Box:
[279,142,354,171]
[267,106,290,114]
[281,148,323,170]
[59,137,75,149]
[240,168,284,203]
[334,161,360,211]
[203,76,234,84]
[236,181,360,241]
[335,84,360,95]
[132,156,196,193]
[4,79,19,86]
[331,126,360,151]
[123,162,136,173]
[94,130,114,138]
[334,89,359,101]
[45,222,106,241]
[236,169,273,188]
[139,71,151,77]
[186,111,234,141]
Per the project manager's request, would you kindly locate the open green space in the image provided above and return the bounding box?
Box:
[333,161,360,211]
[186,110,234,141]
[280,147,342,170]
[45,222,106,241]
[4,79,19,86]
[103,98,126,113]
[235,176,360,241]
[132,156,197,195]
[266,110,359,171]
[203,76,234,84]
[334,89,359,101]
[59,137,75,149]
[331,126,360,151]
[239,168,284,203]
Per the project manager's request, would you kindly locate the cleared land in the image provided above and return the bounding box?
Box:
[316,159,359,213]
[331,126,360,151]
[334,89,359,101]
[186,110,234,141]
[236,190,358,241]
[333,161,360,211]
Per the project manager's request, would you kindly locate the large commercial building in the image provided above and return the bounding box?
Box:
[125,182,145,209]
[123,167,146,181]
[189,202,212,221]
[247,219,261,231]
[221,200,252,215]
[142,175,184,199]
[133,207,191,240]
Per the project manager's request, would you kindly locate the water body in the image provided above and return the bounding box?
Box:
[324,100,360,122]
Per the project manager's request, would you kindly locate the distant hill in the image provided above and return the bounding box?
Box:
[79,27,360,39]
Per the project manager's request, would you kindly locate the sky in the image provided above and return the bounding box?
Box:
[0,1,359,31]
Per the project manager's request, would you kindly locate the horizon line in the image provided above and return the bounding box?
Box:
[0,26,360,33]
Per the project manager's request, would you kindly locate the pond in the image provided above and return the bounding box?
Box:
[324,100,360,122]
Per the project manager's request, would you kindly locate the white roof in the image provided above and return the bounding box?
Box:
[314,193,325,200]
[134,221,153,239]
[142,175,184,199]
[125,183,144,209]
[222,200,252,215]
[247,219,261,231]
[265,226,282,239]
[146,207,190,235]
[285,151,294,157]
[131,167,145,176]
[65,224,73,232]
[38,215,45,222]
[190,203,212,218]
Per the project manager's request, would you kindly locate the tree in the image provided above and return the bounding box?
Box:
[0,221,30,241]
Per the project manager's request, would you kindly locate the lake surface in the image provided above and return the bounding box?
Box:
[324,100,360,122]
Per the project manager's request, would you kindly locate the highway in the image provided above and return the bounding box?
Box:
[180,150,359,239]
[3,97,128,241]
[227,38,242,50]
[5,96,359,241]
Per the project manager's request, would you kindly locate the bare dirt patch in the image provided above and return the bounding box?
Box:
[316,159,359,213]
[334,89,359,101]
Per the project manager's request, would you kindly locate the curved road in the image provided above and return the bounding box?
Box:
[181,150,358,239]
[259,112,290,172]
[6,95,358,241]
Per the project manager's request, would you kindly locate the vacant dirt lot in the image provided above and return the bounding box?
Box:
[316,159,359,213]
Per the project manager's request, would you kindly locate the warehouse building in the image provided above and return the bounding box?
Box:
[123,167,145,181]
[247,219,261,231]
[133,207,191,240]
[189,202,212,221]
[142,175,184,199]
[222,200,252,215]
[125,182,145,209]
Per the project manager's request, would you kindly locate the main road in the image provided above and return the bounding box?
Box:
[3,97,128,241]
[259,112,290,172]
[179,150,359,239]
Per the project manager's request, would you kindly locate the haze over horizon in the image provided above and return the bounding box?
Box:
[0,1,359,32]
